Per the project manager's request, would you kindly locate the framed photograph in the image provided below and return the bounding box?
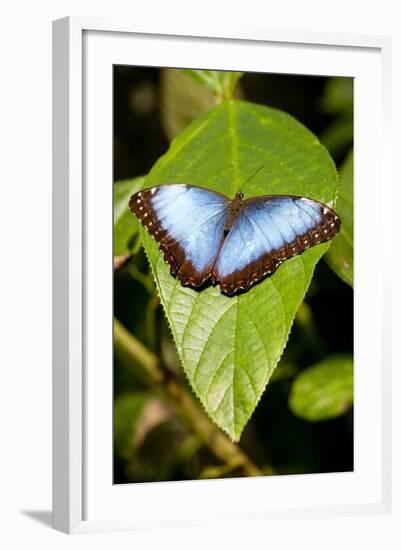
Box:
[52,17,391,533]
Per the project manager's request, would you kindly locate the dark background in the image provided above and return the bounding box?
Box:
[113,67,353,483]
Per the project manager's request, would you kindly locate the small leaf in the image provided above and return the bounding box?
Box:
[289,354,353,421]
[160,69,216,140]
[114,393,153,460]
[319,119,353,158]
[140,100,338,440]
[114,393,170,460]
[114,177,145,256]
[320,77,353,117]
[326,151,353,286]
[182,70,242,101]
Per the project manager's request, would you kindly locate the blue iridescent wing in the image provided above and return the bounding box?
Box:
[212,196,340,295]
[130,184,229,287]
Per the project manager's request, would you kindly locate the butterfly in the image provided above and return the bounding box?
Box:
[129,180,341,296]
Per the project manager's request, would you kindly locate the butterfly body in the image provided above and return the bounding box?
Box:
[130,184,340,296]
[224,191,244,232]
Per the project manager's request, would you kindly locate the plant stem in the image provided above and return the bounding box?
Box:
[114,318,163,384]
[114,318,263,477]
[165,378,262,476]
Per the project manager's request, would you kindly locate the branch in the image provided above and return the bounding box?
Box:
[114,318,263,477]
[114,317,163,385]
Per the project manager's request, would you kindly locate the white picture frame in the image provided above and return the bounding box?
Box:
[52,16,392,534]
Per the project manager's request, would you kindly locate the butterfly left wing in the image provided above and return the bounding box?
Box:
[212,196,341,295]
[130,184,229,287]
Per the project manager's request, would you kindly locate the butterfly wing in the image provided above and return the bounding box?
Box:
[212,196,341,295]
[130,184,229,287]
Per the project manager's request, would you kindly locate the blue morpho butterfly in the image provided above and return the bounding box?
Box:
[129,167,341,296]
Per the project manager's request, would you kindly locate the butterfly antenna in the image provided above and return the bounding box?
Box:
[240,166,264,193]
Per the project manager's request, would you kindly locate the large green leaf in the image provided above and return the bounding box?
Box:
[289,354,353,421]
[326,151,353,286]
[114,176,145,256]
[140,100,338,440]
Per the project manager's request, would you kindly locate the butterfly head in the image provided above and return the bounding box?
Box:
[235,191,244,200]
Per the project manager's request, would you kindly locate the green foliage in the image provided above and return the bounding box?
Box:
[182,69,242,101]
[319,78,353,158]
[326,151,353,286]
[114,177,145,255]
[140,99,338,440]
[113,68,354,481]
[289,354,353,421]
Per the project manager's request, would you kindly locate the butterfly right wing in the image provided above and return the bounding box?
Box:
[213,195,340,295]
[130,184,229,287]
